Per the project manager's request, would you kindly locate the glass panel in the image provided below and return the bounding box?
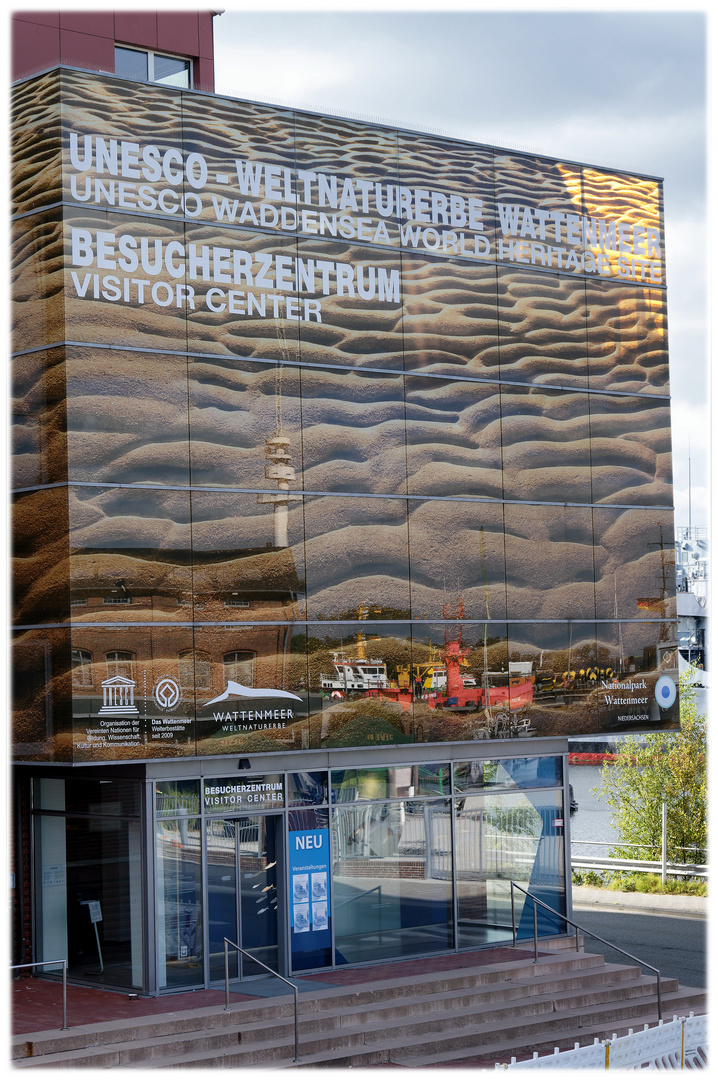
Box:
[493,153,585,279]
[71,625,196,762]
[508,621,600,737]
[184,227,301,360]
[593,507,676,620]
[46,777,142,816]
[287,772,328,807]
[12,70,62,218]
[332,765,450,802]
[289,808,332,971]
[154,55,190,89]
[586,283,669,395]
[194,624,310,757]
[190,492,305,622]
[582,167,664,286]
[294,111,401,249]
[203,775,285,813]
[300,367,406,494]
[63,208,190,353]
[188,360,302,490]
[34,813,144,989]
[207,818,237,982]
[296,239,403,370]
[304,621,414,749]
[454,756,562,793]
[65,347,191,487]
[408,499,506,620]
[398,132,495,261]
[12,209,64,356]
[239,815,279,976]
[500,385,592,503]
[180,94,296,229]
[67,484,193,622]
[410,621,510,743]
[33,809,67,974]
[590,395,673,504]
[504,504,596,621]
[303,496,409,621]
[14,488,70,625]
[61,70,183,220]
[12,347,67,489]
[594,621,679,734]
[156,816,202,989]
[332,799,453,964]
[401,257,499,378]
[13,627,72,762]
[405,377,502,498]
[156,780,200,818]
[115,47,148,82]
[455,788,565,948]
[497,270,588,387]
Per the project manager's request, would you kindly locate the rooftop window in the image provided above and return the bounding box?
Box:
[115,46,191,89]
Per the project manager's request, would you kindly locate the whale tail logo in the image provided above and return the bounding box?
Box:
[204,680,303,706]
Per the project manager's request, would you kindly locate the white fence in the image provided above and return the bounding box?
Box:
[496,1013,707,1070]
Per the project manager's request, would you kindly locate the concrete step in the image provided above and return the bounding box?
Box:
[10,948,602,1062]
[231,965,658,1051]
[13,948,704,1070]
[389,986,708,1067]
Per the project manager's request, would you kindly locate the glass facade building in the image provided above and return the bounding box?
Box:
[12,65,677,993]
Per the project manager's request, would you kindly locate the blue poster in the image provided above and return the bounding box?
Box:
[288,828,332,968]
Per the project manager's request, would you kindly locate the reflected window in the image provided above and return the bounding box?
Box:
[71,648,93,687]
[223,651,254,686]
[106,651,134,681]
[156,780,200,818]
[454,757,562,793]
[179,650,211,692]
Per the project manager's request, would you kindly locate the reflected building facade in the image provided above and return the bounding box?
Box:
[12,47,677,993]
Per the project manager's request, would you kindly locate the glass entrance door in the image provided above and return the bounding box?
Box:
[206,814,283,983]
[237,815,279,977]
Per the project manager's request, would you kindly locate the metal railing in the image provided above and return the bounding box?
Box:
[223,938,300,1062]
[509,882,662,1023]
[571,838,707,879]
[11,959,68,1030]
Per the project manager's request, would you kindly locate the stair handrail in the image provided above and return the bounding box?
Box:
[336,884,382,908]
[509,881,662,1023]
[10,959,68,1030]
[223,938,300,1062]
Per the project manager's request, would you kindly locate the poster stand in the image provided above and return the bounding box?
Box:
[80,900,104,973]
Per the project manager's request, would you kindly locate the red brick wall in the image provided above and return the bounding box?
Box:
[12,774,33,964]
[11,10,216,91]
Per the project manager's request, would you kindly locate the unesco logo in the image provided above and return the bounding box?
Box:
[153,677,181,711]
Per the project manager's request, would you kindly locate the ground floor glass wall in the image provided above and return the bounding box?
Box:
[28,754,567,994]
[160,754,567,987]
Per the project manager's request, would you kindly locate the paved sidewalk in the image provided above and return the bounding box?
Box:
[572,884,707,918]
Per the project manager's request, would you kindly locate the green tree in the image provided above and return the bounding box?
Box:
[595,674,707,865]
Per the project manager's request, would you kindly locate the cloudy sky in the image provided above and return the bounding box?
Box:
[212,4,709,530]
